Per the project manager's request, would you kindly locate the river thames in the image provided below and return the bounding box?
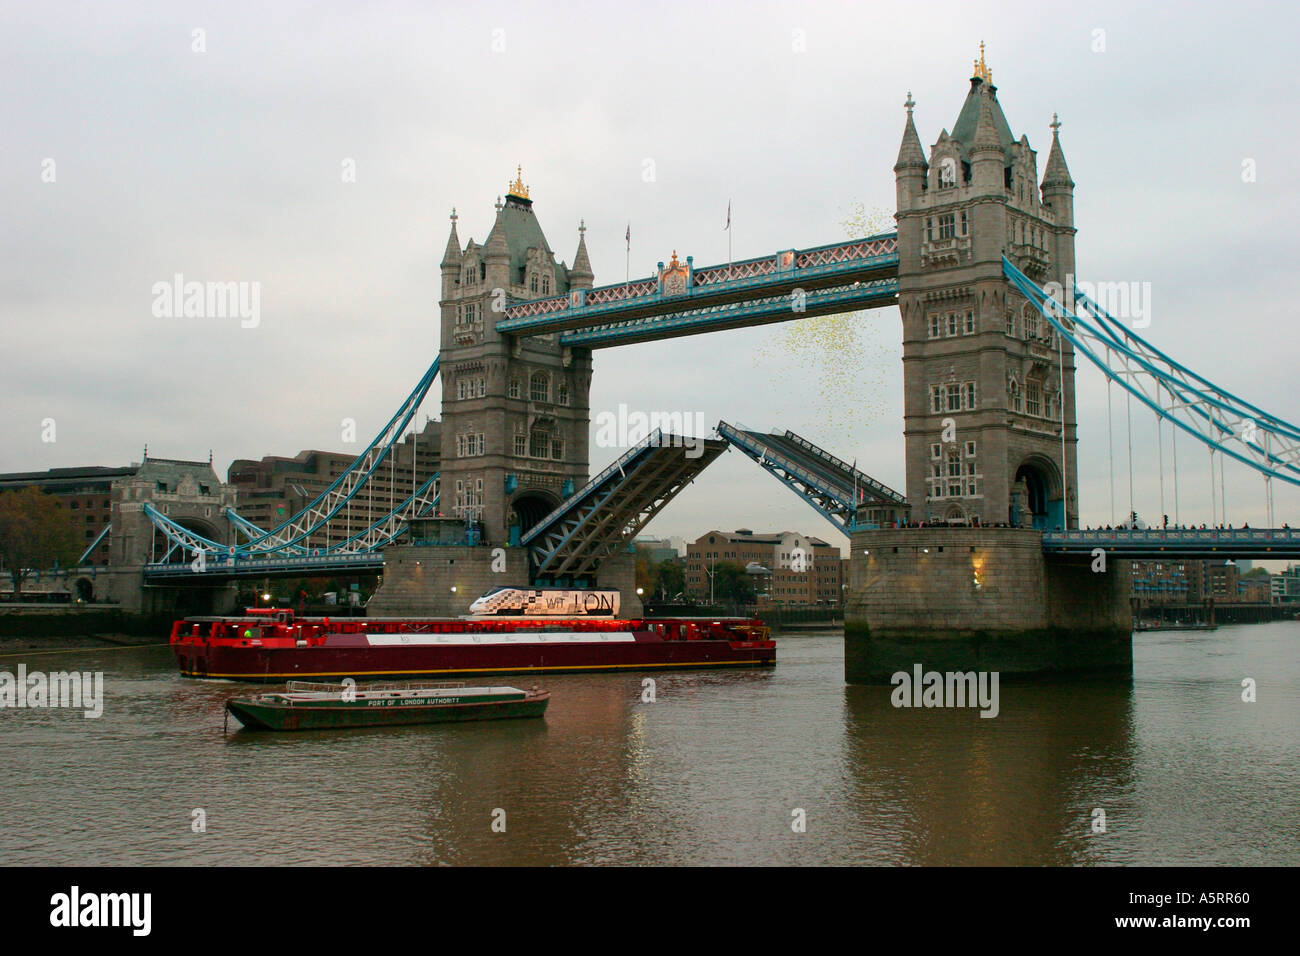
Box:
[1,623,1296,866]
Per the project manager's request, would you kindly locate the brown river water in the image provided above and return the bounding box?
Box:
[1,624,1296,865]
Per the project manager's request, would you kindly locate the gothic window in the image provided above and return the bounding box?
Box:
[1024,310,1039,340]
[477,378,486,398]
[965,440,977,458]
[963,311,976,334]
[946,313,958,336]
[508,379,521,399]
[529,373,548,403]
[457,380,467,400]
[938,158,957,189]
[963,382,977,409]
[541,276,550,295]
[1025,381,1043,417]
[529,274,539,294]
[945,383,962,413]
[930,385,943,414]
[551,438,564,460]
[557,382,569,405]
[947,448,962,479]
[513,435,527,456]
[938,214,955,240]
[476,434,485,455]
[529,429,549,458]
[929,314,941,338]
[1009,380,1022,412]
[960,211,968,236]
[930,443,942,460]
[1005,310,1016,337]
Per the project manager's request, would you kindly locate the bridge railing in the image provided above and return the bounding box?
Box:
[1043,528,1300,548]
[143,550,385,577]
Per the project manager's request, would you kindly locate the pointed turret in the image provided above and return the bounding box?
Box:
[484,196,510,288]
[569,220,594,290]
[1041,113,1075,230]
[441,209,462,269]
[895,92,927,210]
[895,93,926,171]
[440,209,462,300]
[970,87,1005,190]
[1041,114,1074,190]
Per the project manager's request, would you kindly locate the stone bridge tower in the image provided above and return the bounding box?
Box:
[894,47,1079,529]
[438,169,594,544]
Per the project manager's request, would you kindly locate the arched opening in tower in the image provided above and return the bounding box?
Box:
[1014,460,1064,531]
[510,491,560,538]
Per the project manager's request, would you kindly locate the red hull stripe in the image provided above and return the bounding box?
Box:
[185,659,771,679]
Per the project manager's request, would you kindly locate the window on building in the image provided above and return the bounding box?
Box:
[963,381,977,410]
[514,435,527,457]
[929,314,941,338]
[530,429,549,458]
[1006,310,1015,337]
[557,382,569,405]
[530,373,548,403]
[551,438,564,460]
[938,213,955,239]
[945,383,962,412]
[965,440,977,458]
[541,276,550,295]
[1009,380,1022,412]
[963,311,975,334]
[960,211,968,236]
[529,274,538,293]
[71,501,79,510]
[930,386,943,414]
[1025,381,1043,417]
[946,313,958,336]
[930,443,942,460]
[508,379,521,399]
[1025,310,1039,340]
[477,378,486,398]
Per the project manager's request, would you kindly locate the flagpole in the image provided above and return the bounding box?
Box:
[625,222,630,290]
[726,199,732,279]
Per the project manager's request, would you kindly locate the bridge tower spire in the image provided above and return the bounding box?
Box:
[895,52,1079,529]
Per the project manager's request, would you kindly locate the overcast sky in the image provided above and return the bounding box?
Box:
[4,1,1298,551]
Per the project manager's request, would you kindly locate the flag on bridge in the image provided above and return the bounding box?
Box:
[724,200,731,230]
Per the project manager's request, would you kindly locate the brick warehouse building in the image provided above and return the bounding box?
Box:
[685,529,846,606]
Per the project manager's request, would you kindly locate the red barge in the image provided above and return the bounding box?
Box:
[170,588,775,682]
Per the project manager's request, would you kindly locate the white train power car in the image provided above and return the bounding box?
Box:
[467,587,621,618]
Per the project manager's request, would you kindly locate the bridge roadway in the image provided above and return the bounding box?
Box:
[496,233,899,340]
[141,527,1300,586]
[1041,527,1300,559]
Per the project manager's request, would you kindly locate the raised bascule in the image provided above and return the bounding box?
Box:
[128,48,1300,681]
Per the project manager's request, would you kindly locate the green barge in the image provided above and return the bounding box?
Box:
[225,680,550,731]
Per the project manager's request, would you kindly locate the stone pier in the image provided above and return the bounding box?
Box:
[366,544,643,618]
[844,527,1131,684]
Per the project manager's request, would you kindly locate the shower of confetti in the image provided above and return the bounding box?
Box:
[754,202,896,447]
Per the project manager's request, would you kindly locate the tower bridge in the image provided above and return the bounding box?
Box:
[117,49,1300,680]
